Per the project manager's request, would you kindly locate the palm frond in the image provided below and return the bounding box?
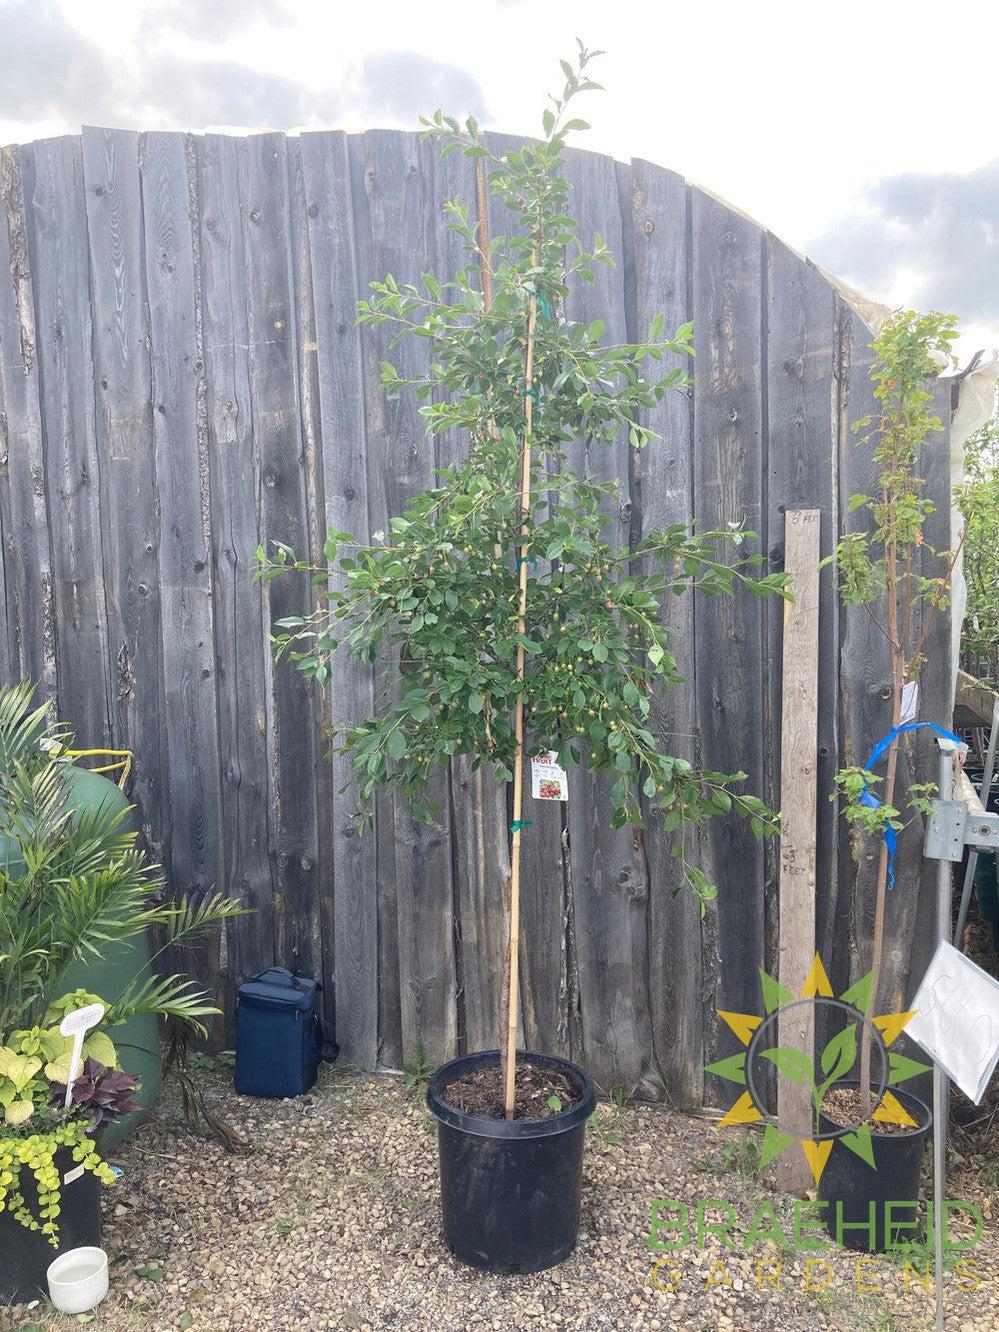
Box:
[0,682,245,1040]
[106,974,221,1038]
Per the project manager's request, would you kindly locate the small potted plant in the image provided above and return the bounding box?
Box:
[0,682,245,1299]
[819,310,959,1247]
[261,45,788,1274]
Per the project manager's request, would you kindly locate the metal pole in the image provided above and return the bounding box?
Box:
[954,695,999,948]
[933,737,957,1332]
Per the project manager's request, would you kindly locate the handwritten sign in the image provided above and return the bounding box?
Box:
[907,941,999,1104]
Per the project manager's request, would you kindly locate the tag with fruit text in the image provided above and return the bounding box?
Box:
[531,752,568,801]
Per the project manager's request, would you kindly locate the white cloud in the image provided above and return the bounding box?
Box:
[1,0,997,358]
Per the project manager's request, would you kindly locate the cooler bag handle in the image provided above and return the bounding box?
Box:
[268,966,322,994]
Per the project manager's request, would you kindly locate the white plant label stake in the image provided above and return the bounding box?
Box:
[59,1002,105,1110]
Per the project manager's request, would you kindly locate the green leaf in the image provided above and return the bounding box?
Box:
[820,1023,857,1084]
[841,1124,876,1169]
[387,729,406,761]
[888,1051,933,1085]
[136,1266,165,1282]
[758,1046,814,1087]
[840,970,874,1013]
[591,642,608,663]
[179,1315,194,1331]
[759,968,796,1015]
[760,1123,796,1167]
[468,692,484,715]
[703,1053,746,1085]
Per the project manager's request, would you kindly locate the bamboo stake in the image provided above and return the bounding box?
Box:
[503,260,540,1121]
[475,160,512,1070]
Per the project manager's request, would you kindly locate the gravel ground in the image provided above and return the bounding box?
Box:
[5,1065,997,1332]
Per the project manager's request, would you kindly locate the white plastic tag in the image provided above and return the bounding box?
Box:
[531,752,568,801]
[63,1164,85,1186]
[59,1003,105,1039]
[900,680,919,724]
[59,1002,106,1110]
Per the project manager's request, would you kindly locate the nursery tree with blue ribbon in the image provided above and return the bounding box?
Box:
[827,309,960,1114]
[257,44,790,1119]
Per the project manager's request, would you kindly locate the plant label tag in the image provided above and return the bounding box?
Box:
[59,1003,105,1039]
[907,940,999,1104]
[59,1002,106,1110]
[900,680,919,723]
[531,752,568,801]
[63,1164,85,1186]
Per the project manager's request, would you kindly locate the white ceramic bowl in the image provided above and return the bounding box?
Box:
[46,1245,109,1313]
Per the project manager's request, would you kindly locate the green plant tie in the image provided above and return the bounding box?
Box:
[521,385,540,402]
[510,819,533,834]
[516,555,538,569]
[538,295,553,322]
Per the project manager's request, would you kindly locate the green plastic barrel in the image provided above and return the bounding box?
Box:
[0,763,162,1149]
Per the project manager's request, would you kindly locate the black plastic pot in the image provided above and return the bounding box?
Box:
[426,1049,596,1274]
[0,1145,102,1304]
[818,1079,931,1253]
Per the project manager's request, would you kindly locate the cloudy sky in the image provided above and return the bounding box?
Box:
[2,0,996,360]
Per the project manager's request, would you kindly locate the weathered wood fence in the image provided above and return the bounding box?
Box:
[0,128,955,1105]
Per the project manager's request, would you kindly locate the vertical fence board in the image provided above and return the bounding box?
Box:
[285,134,327,992]
[197,133,273,1022]
[237,133,321,979]
[140,131,225,1024]
[906,382,955,1007]
[562,147,653,1094]
[764,239,839,1002]
[691,189,766,1101]
[347,132,402,1068]
[352,130,457,1067]
[82,127,165,854]
[434,145,511,1057]
[837,311,900,1004]
[26,137,112,746]
[0,145,55,698]
[482,130,568,1061]
[300,130,379,1068]
[628,158,703,1107]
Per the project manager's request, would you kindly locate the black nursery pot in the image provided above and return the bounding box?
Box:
[426,1049,596,1275]
[817,1079,932,1253]
[0,1145,102,1304]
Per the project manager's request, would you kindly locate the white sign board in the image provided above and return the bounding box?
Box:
[907,940,999,1104]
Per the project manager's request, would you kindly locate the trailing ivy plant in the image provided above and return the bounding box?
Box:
[826,309,959,1111]
[258,44,789,1116]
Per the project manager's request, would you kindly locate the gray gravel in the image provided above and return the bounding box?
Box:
[7,1066,997,1331]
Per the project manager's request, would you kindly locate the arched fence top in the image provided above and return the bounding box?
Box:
[0,127,954,1101]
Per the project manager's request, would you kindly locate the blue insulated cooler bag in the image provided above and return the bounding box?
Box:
[234,967,338,1098]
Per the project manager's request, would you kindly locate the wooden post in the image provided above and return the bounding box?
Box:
[777,510,821,1190]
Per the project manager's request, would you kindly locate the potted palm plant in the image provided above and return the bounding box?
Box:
[0,681,244,1299]
[260,45,788,1274]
